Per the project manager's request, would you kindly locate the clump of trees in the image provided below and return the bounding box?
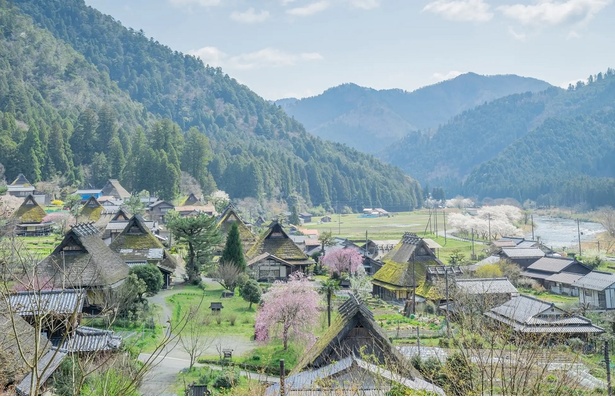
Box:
[447,205,523,240]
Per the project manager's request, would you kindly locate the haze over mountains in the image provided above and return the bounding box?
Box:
[276,74,552,155]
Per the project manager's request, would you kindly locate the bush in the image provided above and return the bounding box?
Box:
[423,301,437,315]
[129,264,164,295]
[227,314,237,326]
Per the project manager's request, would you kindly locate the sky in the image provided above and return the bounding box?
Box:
[84,0,615,100]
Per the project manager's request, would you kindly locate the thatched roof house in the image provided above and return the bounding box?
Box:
[246,221,314,280]
[372,233,444,302]
[12,195,53,236]
[101,179,131,200]
[267,295,443,395]
[80,196,104,222]
[217,205,256,252]
[109,215,177,288]
[36,223,129,309]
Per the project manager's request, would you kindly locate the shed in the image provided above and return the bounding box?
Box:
[573,271,615,310]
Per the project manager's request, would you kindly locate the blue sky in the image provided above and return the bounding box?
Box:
[85,0,615,100]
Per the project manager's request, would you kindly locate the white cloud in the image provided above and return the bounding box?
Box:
[432,70,464,82]
[498,0,611,26]
[423,0,493,22]
[286,1,330,16]
[507,26,527,40]
[190,46,323,70]
[348,0,381,9]
[168,0,220,7]
[230,8,270,23]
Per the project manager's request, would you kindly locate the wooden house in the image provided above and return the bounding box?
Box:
[7,173,35,198]
[500,247,545,269]
[182,193,201,206]
[372,233,444,302]
[109,215,177,288]
[266,295,443,396]
[12,194,53,236]
[520,256,591,294]
[485,294,603,339]
[147,200,175,223]
[453,278,518,313]
[80,196,104,223]
[246,221,314,281]
[36,223,130,312]
[217,205,256,253]
[573,271,615,310]
[299,212,312,223]
[100,179,131,200]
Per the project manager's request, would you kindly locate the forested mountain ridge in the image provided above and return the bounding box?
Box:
[275,74,552,154]
[4,0,423,210]
[386,71,615,208]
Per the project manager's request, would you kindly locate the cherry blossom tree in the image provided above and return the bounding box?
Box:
[254,272,319,350]
[321,249,364,278]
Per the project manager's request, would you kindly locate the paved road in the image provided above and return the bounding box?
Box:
[137,281,267,395]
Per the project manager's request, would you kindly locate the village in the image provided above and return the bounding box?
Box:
[1,173,615,396]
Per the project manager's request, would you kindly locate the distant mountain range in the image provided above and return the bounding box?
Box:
[276,73,552,155]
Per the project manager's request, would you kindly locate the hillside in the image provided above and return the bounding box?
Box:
[4,0,423,211]
[386,71,615,208]
[276,74,552,154]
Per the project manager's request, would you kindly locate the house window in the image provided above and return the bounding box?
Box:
[259,269,280,279]
[599,291,607,308]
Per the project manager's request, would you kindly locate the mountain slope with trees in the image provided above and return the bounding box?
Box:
[3,0,423,210]
[276,74,552,154]
[386,70,615,208]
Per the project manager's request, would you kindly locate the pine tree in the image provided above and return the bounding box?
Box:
[220,222,246,271]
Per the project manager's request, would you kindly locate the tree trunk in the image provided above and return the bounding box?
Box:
[327,291,331,327]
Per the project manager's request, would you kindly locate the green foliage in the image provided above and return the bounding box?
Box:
[167,213,221,284]
[129,264,164,295]
[7,0,424,211]
[239,279,261,309]
[220,222,246,271]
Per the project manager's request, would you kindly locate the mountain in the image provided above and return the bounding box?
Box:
[385,71,615,208]
[275,74,552,155]
[3,0,423,211]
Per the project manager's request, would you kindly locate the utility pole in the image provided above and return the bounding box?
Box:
[445,267,450,339]
[471,228,475,259]
[606,341,612,396]
[443,208,447,244]
[531,214,535,240]
[488,213,492,241]
[280,359,286,396]
[577,218,582,256]
[412,253,416,314]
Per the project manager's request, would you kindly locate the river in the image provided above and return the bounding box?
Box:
[525,215,605,251]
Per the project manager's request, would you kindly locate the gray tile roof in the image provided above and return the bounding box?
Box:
[15,348,67,396]
[526,256,574,273]
[455,278,517,295]
[485,295,603,335]
[9,289,85,316]
[501,248,546,259]
[545,272,584,285]
[572,271,615,291]
[60,326,122,353]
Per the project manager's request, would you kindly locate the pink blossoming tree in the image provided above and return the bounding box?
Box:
[254,272,319,350]
[321,249,364,278]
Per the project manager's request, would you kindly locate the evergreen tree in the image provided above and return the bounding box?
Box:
[220,222,246,271]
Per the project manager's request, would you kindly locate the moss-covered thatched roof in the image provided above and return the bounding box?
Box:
[217,205,256,250]
[246,221,313,266]
[294,295,415,376]
[372,233,443,294]
[80,196,103,222]
[12,194,47,223]
[109,215,164,250]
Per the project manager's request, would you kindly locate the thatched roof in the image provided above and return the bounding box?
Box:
[101,179,131,200]
[110,208,131,222]
[182,193,201,206]
[80,196,103,222]
[217,205,256,250]
[0,307,51,387]
[109,215,177,273]
[10,173,31,187]
[37,223,129,289]
[12,195,47,224]
[372,233,443,295]
[246,221,313,266]
[295,295,412,374]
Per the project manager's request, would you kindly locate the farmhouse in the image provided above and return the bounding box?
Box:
[246,221,314,281]
[520,256,591,295]
[499,247,545,269]
[100,179,131,200]
[573,271,615,310]
[12,194,53,236]
[217,205,256,253]
[372,233,444,302]
[7,173,35,198]
[266,295,443,396]
[147,200,175,223]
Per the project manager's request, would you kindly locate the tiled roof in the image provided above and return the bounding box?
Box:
[573,271,615,291]
[501,247,545,259]
[15,348,66,396]
[545,272,584,285]
[526,257,574,273]
[9,289,85,316]
[60,326,122,353]
[455,278,517,295]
